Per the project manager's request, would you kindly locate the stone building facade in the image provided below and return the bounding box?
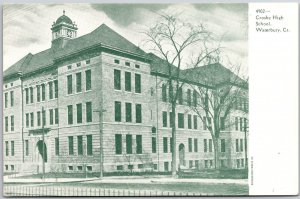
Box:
[3,12,248,174]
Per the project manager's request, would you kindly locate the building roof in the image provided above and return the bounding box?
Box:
[55,14,73,25]
[4,23,148,80]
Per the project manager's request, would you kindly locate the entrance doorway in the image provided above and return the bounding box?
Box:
[179,143,185,167]
[36,140,47,163]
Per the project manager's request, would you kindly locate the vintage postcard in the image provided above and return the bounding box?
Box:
[2,3,298,196]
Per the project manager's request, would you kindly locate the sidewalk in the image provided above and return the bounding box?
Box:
[4,174,248,185]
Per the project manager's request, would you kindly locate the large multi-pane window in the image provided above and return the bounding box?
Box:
[170,137,174,153]
[49,109,53,125]
[4,92,8,108]
[10,91,14,107]
[187,89,191,106]
[68,136,74,155]
[42,110,46,126]
[162,111,167,127]
[86,102,92,122]
[67,75,73,94]
[203,116,207,130]
[76,72,82,93]
[85,70,91,91]
[168,85,173,103]
[37,85,41,102]
[68,105,73,124]
[235,117,239,131]
[240,118,243,132]
[41,84,46,101]
[10,116,14,131]
[30,87,34,103]
[135,74,141,93]
[236,139,239,152]
[240,139,244,152]
[115,134,122,154]
[5,116,8,132]
[125,72,131,91]
[193,90,197,107]
[49,81,53,99]
[115,101,121,122]
[209,139,213,152]
[55,138,59,156]
[194,138,198,152]
[25,88,29,104]
[76,103,82,123]
[5,141,9,156]
[188,138,192,152]
[25,140,29,156]
[162,84,167,102]
[55,108,59,124]
[204,139,208,152]
[220,117,225,130]
[221,139,226,152]
[37,111,41,126]
[30,113,34,127]
[136,135,142,154]
[114,69,121,90]
[193,115,198,129]
[188,114,192,129]
[87,135,93,155]
[125,103,132,122]
[135,104,142,123]
[54,80,58,98]
[152,137,156,153]
[178,87,183,105]
[178,113,184,128]
[11,141,14,156]
[126,134,132,154]
[163,137,168,153]
[26,113,29,128]
[77,136,83,155]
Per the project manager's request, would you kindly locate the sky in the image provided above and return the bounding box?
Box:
[3,3,248,77]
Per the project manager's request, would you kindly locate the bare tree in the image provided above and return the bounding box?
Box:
[143,13,214,177]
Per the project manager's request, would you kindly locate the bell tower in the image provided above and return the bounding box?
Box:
[51,10,78,47]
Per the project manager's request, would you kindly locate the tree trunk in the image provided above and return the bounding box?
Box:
[213,138,219,170]
[171,102,177,177]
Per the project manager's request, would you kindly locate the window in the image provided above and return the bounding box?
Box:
[4,92,8,108]
[67,65,72,70]
[25,88,29,104]
[187,89,191,106]
[195,160,199,169]
[126,134,132,154]
[188,114,192,129]
[178,113,184,128]
[42,84,46,101]
[135,64,140,69]
[42,110,46,126]
[125,103,132,122]
[85,70,91,91]
[240,117,243,132]
[77,136,83,155]
[169,85,173,103]
[209,139,213,152]
[114,59,120,64]
[193,115,198,129]
[86,102,92,122]
[138,164,144,169]
[221,139,226,152]
[125,61,130,66]
[55,138,59,156]
[49,82,53,99]
[67,75,72,94]
[135,74,141,93]
[68,105,73,125]
[25,140,29,156]
[162,111,168,127]
[11,165,15,171]
[87,135,93,155]
[236,159,240,168]
[194,138,198,152]
[87,166,92,171]
[220,117,225,130]
[128,165,133,170]
[11,141,14,156]
[203,117,207,130]
[189,160,193,168]
[240,139,244,152]
[163,137,168,153]
[77,166,83,171]
[188,138,192,152]
[244,118,248,131]
[10,116,14,131]
[136,135,142,154]
[10,91,14,107]
[125,72,131,91]
[153,164,158,170]
[54,80,58,98]
[135,104,142,123]
[170,137,174,153]
[30,87,34,103]
[55,108,59,124]
[26,113,29,128]
[207,117,212,130]
[162,84,167,102]
[37,85,41,102]
[117,165,123,171]
[152,137,156,153]
[68,166,74,171]
[68,136,74,155]
[193,90,197,107]
[169,112,174,127]
[5,165,8,171]
[115,101,121,122]
[86,59,90,64]
[115,134,122,154]
[209,160,213,168]
[241,159,244,167]
[37,111,41,126]
[5,141,8,156]
[178,87,183,105]
[235,117,239,131]
[49,109,53,125]
[77,62,81,67]
[204,139,207,152]
[5,117,8,132]
[30,113,34,127]
[236,139,239,152]
[76,72,82,93]
[76,103,82,123]
[114,69,121,90]
[164,162,169,171]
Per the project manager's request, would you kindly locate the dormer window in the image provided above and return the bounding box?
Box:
[67,65,72,70]
[125,62,130,66]
[76,62,81,67]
